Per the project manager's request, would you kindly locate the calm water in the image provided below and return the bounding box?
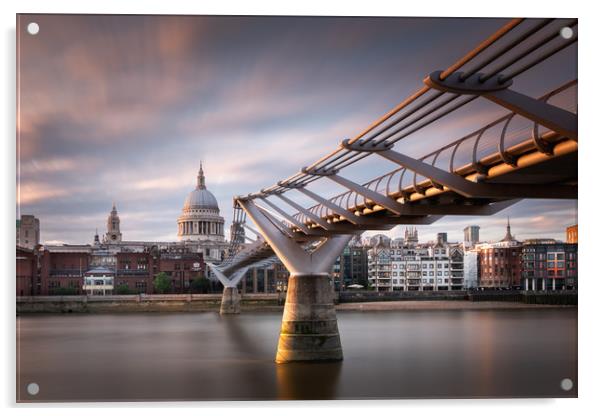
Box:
[16,308,577,401]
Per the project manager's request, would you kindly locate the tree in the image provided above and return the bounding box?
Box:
[153,272,171,294]
[115,284,131,295]
[191,277,211,294]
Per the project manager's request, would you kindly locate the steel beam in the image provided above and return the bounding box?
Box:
[276,193,332,230]
[296,187,366,225]
[313,172,407,215]
[207,263,249,288]
[424,71,577,141]
[260,197,312,234]
[254,203,296,238]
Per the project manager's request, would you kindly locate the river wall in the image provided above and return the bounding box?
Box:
[16,293,284,314]
[336,290,577,305]
[16,290,576,313]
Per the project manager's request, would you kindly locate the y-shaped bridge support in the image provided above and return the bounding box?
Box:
[207,263,249,314]
[238,199,353,363]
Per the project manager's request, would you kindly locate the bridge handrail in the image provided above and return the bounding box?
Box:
[235,18,577,233]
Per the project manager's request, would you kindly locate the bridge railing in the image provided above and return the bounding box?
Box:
[296,80,577,220]
[235,18,577,232]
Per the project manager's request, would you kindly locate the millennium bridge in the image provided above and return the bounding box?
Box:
[208,18,577,363]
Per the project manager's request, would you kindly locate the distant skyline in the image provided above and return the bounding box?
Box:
[17,15,577,245]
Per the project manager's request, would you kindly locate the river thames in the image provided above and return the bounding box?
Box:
[16,307,577,401]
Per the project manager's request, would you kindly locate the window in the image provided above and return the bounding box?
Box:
[429,271,434,276]
[422,271,427,276]
[547,262,554,268]
[557,261,565,268]
[437,271,442,276]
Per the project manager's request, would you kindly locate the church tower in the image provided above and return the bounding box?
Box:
[105,202,122,243]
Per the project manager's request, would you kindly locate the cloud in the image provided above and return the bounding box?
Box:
[16,15,577,245]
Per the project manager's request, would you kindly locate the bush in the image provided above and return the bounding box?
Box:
[153,272,171,294]
[115,284,131,295]
[191,277,211,294]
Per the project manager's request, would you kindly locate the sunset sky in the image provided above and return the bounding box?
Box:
[17,15,577,245]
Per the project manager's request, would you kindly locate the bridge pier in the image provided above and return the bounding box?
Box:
[238,199,353,363]
[276,273,342,363]
[220,286,241,314]
[207,263,248,315]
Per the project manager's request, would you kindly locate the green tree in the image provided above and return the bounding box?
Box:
[115,284,131,295]
[190,277,211,294]
[153,272,171,294]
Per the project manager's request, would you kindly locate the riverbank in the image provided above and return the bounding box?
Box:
[16,292,576,314]
[336,300,576,311]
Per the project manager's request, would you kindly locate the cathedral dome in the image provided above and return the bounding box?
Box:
[184,188,219,210]
[181,162,220,212]
[178,161,225,244]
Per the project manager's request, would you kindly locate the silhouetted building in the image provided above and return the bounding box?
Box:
[17,214,40,250]
[463,225,480,247]
[437,232,448,244]
[338,236,369,289]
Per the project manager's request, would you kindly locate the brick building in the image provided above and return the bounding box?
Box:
[16,246,38,296]
[39,246,91,295]
[477,219,522,288]
[522,240,578,290]
[157,251,204,293]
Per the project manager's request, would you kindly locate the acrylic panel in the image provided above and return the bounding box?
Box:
[16,14,578,402]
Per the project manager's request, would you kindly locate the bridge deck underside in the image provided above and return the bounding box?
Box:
[291,133,576,237]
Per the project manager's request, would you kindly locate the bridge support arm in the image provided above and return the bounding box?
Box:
[207,263,249,315]
[237,198,353,363]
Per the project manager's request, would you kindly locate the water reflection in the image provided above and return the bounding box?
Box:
[277,362,342,400]
[16,308,577,401]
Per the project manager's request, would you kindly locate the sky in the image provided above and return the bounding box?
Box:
[16,15,577,245]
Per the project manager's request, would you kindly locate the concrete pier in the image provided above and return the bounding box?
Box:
[220,287,241,314]
[275,274,342,363]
